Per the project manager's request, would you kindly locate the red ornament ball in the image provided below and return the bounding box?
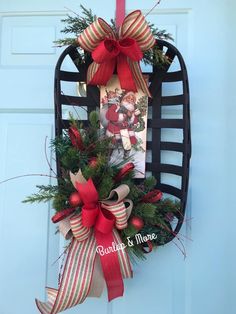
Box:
[130,216,144,231]
[89,157,98,168]
[69,192,82,207]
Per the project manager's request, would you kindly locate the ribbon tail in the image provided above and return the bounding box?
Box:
[35,288,57,314]
[36,237,97,314]
[128,60,151,97]
[88,254,105,297]
[95,229,124,301]
[113,229,133,279]
[87,60,116,86]
[117,54,137,92]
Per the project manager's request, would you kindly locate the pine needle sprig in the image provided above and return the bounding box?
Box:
[60,5,96,35]
[23,185,58,203]
[23,109,184,257]
[54,5,96,46]
[149,23,173,41]
[54,5,173,67]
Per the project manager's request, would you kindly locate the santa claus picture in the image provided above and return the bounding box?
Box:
[100,75,148,178]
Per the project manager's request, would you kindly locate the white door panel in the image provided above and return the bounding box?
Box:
[0,113,58,314]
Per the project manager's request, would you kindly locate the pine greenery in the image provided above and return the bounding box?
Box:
[54,5,173,67]
[23,185,58,203]
[23,111,182,260]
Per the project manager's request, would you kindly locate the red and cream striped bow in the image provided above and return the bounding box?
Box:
[36,170,133,314]
[78,10,155,97]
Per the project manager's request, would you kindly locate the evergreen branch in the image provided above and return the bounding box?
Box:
[149,23,173,41]
[144,176,157,191]
[22,185,58,203]
[134,203,157,218]
[54,5,173,67]
[22,109,186,254]
[58,5,96,38]
[54,38,77,47]
[126,245,146,261]
[23,194,53,204]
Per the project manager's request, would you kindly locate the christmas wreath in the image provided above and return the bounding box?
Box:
[24,112,182,313]
[24,111,181,256]
[22,5,189,314]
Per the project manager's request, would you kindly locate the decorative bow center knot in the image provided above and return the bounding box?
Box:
[92,38,143,63]
[88,37,144,93]
[72,177,131,240]
[77,10,155,96]
[75,178,120,236]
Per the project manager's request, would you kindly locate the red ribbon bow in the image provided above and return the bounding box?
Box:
[36,175,132,314]
[90,38,143,92]
[75,178,129,301]
[78,10,155,97]
[77,179,115,233]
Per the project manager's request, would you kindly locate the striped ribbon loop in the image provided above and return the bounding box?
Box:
[119,10,155,51]
[70,214,91,241]
[77,10,155,97]
[78,18,116,52]
[102,202,128,229]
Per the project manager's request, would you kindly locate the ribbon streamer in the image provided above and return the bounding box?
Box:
[77,10,155,97]
[142,189,163,203]
[115,0,125,27]
[36,171,133,314]
[68,126,84,150]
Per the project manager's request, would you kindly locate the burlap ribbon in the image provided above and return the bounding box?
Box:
[36,170,133,314]
[77,10,155,97]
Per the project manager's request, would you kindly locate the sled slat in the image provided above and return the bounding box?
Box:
[61,119,89,129]
[162,71,183,82]
[161,95,185,105]
[148,119,184,129]
[160,142,184,152]
[147,141,184,152]
[146,163,183,176]
[60,95,97,107]
[56,70,86,82]
[156,184,182,199]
